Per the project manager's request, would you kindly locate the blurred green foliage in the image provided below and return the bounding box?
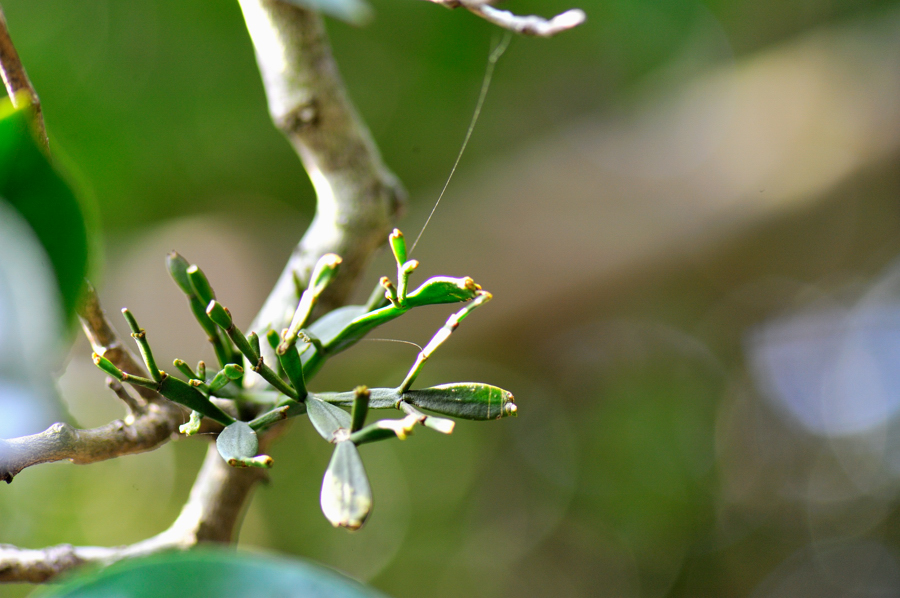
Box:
[3,0,900,597]
[0,103,88,320]
[3,0,888,234]
[38,548,389,598]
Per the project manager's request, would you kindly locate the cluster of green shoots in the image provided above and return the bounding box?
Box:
[92,229,516,530]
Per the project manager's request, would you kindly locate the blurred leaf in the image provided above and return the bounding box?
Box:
[403,383,517,420]
[0,100,89,321]
[0,199,65,437]
[282,0,373,26]
[307,396,352,440]
[37,548,390,598]
[321,441,373,530]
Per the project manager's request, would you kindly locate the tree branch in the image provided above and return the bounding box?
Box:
[424,0,585,37]
[0,5,47,149]
[1,0,572,580]
[0,408,181,485]
[2,0,405,583]
[238,0,405,341]
[0,442,264,582]
[0,286,184,484]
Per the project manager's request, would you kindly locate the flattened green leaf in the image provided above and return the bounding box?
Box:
[37,547,389,598]
[306,305,368,348]
[0,101,90,321]
[320,441,372,530]
[306,396,352,440]
[404,276,481,307]
[0,200,66,440]
[165,252,193,295]
[216,420,272,468]
[216,421,258,461]
[403,383,517,420]
[158,375,234,426]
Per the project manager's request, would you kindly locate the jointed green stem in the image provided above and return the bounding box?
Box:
[207,301,299,400]
[350,386,370,432]
[121,309,162,383]
[397,291,491,393]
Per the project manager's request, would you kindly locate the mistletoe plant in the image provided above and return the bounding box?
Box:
[92,228,515,530]
[0,0,583,588]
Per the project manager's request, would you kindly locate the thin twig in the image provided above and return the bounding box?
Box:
[78,282,157,407]
[0,288,185,483]
[106,378,144,416]
[0,443,264,582]
[423,0,585,37]
[0,409,181,484]
[0,5,48,149]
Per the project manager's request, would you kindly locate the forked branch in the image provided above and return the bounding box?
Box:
[0,444,264,582]
[423,0,586,37]
[0,0,575,584]
[0,286,183,484]
[239,0,405,341]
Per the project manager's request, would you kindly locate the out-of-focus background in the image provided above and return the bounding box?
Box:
[3,0,900,596]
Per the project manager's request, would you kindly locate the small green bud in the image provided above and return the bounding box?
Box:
[396,260,419,304]
[206,364,242,393]
[165,252,193,295]
[223,364,243,380]
[248,332,261,359]
[380,277,399,307]
[92,353,125,380]
[120,308,161,382]
[206,300,232,329]
[276,342,308,401]
[309,253,342,295]
[186,264,216,305]
[173,359,196,380]
[266,329,280,351]
[389,229,407,266]
[120,308,141,335]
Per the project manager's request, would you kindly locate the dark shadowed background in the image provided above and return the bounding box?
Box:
[2,0,900,596]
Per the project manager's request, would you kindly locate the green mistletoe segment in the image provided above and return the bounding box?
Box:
[93,228,515,531]
[311,384,517,420]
